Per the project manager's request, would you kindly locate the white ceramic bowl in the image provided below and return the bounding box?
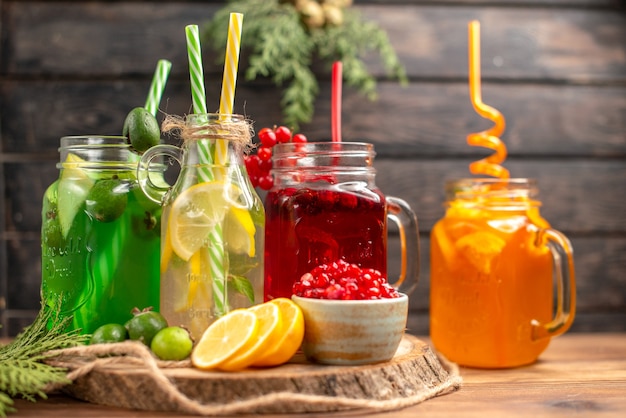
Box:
[291,293,409,365]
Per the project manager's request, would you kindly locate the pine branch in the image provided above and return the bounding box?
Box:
[203,0,407,130]
[0,299,89,417]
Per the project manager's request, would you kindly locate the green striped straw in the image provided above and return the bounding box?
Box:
[144,59,172,117]
[185,24,227,317]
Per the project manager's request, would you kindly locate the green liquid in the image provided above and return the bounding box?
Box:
[41,174,161,334]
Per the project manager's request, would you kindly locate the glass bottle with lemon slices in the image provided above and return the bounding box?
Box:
[139,114,264,340]
[429,178,576,368]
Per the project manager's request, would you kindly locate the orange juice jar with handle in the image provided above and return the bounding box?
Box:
[430,178,576,368]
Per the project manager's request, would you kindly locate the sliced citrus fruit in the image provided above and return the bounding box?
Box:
[224,206,256,257]
[455,230,506,274]
[219,302,283,371]
[57,153,95,237]
[160,223,173,274]
[191,309,258,370]
[168,181,233,261]
[173,249,212,314]
[253,298,304,367]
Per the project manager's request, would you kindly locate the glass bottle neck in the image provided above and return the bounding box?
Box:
[58,136,137,171]
[445,178,541,210]
[271,142,377,187]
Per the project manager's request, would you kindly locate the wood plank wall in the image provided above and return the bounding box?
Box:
[0,0,624,336]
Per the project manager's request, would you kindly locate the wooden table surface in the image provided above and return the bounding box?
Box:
[9,333,626,417]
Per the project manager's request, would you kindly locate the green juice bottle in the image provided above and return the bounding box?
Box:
[41,136,162,333]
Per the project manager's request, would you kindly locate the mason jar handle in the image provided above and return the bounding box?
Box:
[137,144,181,204]
[531,228,577,341]
[386,196,420,296]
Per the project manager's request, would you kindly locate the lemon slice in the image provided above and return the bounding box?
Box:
[57,153,95,237]
[168,180,257,261]
[253,298,305,367]
[168,181,233,261]
[455,231,506,274]
[191,309,258,370]
[224,206,256,257]
[218,302,283,371]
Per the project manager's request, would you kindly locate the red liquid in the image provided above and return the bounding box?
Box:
[264,184,388,300]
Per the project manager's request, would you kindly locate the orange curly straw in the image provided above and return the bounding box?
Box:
[467,20,509,179]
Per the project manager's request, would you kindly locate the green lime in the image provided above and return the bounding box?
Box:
[125,308,169,346]
[90,323,128,344]
[150,326,193,361]
[122,107,161,153]
[85,178,128,222]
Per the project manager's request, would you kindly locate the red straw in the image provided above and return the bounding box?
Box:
[331,61,342,143]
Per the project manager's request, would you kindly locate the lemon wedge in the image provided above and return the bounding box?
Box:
[224,206,256,257]
[57,153,95,237]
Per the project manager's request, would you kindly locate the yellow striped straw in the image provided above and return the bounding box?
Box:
[216,12,244,164]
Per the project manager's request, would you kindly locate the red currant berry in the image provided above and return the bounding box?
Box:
[257,146,273,162]
[258,127,277,148]
[244,155,260,175]
[249,175,259,188]
[275,126,292,143]
[258,175,274,190]
[257,158,272,174]
[291,133,308,143]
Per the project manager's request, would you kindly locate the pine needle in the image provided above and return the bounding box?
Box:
[0,299,89,416]
[203,0,407,131]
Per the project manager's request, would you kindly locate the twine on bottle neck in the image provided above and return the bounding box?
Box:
[161,114,254,154]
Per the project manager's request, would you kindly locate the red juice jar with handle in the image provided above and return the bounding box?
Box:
[264,142,419,300]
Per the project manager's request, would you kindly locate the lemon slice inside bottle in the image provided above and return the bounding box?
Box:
[167,180,256,262]
[57,153,95,237]
[224,206,256,257]
[168,181,232,261]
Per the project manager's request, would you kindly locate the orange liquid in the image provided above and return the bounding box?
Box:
[430,205,554,368]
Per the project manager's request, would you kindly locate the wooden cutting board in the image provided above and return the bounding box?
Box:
[55,334,460,415]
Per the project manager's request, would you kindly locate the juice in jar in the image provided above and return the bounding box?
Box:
[41,137,161,333]
[264,183,387,300]
[429,178,569,368]
[264,142,420,301]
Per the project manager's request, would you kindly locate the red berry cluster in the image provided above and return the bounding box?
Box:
[293,259,400,300]
[244,125,307,190]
